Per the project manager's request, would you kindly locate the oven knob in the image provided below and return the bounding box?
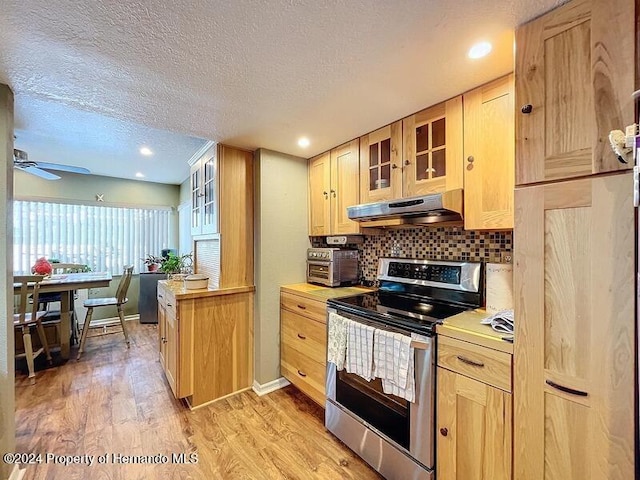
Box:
[323,253,329,259]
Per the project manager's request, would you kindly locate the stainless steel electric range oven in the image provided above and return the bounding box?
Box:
[325,258,483,480]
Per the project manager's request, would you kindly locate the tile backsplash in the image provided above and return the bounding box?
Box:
[312,226,512,284]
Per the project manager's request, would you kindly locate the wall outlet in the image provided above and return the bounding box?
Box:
[501,252,513,264]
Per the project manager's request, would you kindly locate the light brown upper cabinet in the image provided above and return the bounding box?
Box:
[308,139,360,236]
[515,0,634,185]
[402,96,463,197]
[359,122,402,203]
[463,75,515,230]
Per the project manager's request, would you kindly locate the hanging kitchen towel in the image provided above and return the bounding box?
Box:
[373,329,411,389]
[346,320,375,381]
[481,309,514,334]
[327,311,349,370]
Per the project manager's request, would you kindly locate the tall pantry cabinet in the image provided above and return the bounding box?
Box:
[513,0,636,479]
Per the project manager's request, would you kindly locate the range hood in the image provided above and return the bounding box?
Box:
[347,189,463,226]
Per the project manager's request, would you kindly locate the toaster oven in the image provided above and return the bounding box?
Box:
[306,248,358,287]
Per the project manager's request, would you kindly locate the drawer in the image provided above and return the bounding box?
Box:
[281,343,326,406]
[437,335,512,392]
[280,292,326,323]
[281,309,326,365]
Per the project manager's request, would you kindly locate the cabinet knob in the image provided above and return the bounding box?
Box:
[521,104,533,114]
[323,191,328,199]
[331,190,336,198]
[467,156,475,163]
[162,337,167,344]
[391,164,398,169]
[404,160,411,166]
[440,427,448,437]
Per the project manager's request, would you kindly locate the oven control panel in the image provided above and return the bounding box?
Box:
[388,262,460,284]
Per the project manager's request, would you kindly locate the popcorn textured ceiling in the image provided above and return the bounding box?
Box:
[0,0,564,183]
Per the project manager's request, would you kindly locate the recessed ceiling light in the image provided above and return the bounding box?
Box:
[468,41,492,59]
[135,172,145,178]
[298,137,310,148]
[139,146,153,156]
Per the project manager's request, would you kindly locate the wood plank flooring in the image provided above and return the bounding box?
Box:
[15,321,381,480]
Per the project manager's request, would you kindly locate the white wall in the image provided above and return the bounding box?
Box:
[0,84,15,480]
[254,149,309,385]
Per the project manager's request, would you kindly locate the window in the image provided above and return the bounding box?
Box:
[13,201,171,275]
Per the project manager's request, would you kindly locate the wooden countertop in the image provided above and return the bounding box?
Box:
[159,280,255,299]
[437,309,514,354]
[281,283,373,303]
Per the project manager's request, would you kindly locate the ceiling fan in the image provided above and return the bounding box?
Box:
[13,149,91,180]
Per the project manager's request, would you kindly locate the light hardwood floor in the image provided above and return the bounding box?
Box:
[15,322,381,480]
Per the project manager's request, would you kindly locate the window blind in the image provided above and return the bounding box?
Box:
[13,201,170,275]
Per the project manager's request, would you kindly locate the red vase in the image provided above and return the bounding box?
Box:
[147,263,159,272]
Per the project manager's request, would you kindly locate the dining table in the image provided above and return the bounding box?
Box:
[14,272,113,360]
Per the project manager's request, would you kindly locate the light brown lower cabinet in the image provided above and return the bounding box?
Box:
[437,335,513,480]
[157,281,254,408]
[280,291,327,406]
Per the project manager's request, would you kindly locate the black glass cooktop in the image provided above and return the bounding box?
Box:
[328,290,468,335]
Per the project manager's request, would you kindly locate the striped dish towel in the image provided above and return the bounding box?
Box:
[345,321,375,381]
[327,311,349,370]
[372,329,412,389]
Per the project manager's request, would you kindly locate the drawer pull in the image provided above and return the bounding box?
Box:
[545,380,588,397]
[456,355,485,368]
[297,370,307,377]
[297,333,306,340]
[297,304,307,310]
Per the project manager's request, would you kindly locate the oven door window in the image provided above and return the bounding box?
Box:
[336,370,409,449]
[308,262,330,280]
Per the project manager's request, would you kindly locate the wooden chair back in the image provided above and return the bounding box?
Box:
[115,266,134,304]
[14,275,45,324]
[51,263,87,273]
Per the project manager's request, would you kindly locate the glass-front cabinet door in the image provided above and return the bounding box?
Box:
[190,163,202,236]
[402,96,463,197]
[359,121,402,203]
[190,145,218,237]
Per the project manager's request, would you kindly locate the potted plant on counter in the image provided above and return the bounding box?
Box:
[141,254,163,272]
[160,253,193,280]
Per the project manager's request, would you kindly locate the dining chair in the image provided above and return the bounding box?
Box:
[39,263,89,346]
[14,275,52,383]
[77,265,134,360]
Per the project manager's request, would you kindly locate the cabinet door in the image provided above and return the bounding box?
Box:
[515,0,634,185]
[359,122,402,203]
[201,153,218,235]
[437,368,512,480]
[463,75,515,230]
[165,306,178,398]
[330,139,361,235]
[158,301,167,370]
[190,161,202,236]
[308,152,331,236]
[402,96,463,197]
[513,173,635,479]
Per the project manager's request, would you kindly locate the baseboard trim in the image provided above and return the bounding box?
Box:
[252,377,290,396]
[9,464,25,480]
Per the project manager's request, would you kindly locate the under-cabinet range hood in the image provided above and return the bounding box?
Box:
[347,189,463,226]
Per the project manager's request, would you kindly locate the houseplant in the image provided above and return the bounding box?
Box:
[141,254,163,272]
[160,253,193,279]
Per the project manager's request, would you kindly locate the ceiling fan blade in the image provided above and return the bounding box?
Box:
[34,162,91,174]
[18,165,61,180]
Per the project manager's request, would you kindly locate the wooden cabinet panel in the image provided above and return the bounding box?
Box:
[280,291,327,323]
[359,122,403,203]
[463,75,515,230]
[402,96,463,197]
[437,368,512,480]
[513,173,635,479]
[330,139,361,235]
[281,309,327,365]
[165,306,178,397]
[515,0,634,185]
[438,335,512,392]
[308,152,331,236]
[281,343,326,406]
